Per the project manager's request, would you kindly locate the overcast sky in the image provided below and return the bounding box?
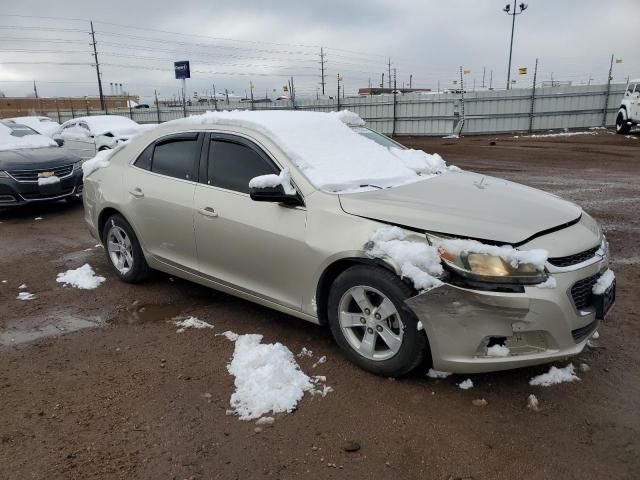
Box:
[0,0,638,101]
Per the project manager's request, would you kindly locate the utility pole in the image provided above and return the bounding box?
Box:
[89,20,105,111]
[503,2,528,90]
[212,83,218,111]
[482,67,486,88]
[250,81,255,110]
[388,57,392,89]
[381,72,384,88]
[225,89,229,104]
[154,89,161,124]
[409,74,413,89]
[602,54,614,127]
[392,68,397,136]
[489,70,493,89]
[319,47,326,96]
[33,80,39,99]
[529,58,538,132]
[337,73,341,111]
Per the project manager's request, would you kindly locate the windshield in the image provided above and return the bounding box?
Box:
[351,126,405,149]
[0,122,58,151]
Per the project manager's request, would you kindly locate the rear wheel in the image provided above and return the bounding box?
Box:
[328,265,428,377]
[102,214,149,283]
[616,110,631,134]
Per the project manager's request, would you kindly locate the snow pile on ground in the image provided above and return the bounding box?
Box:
[224,333,331,420]
[173,317,213,333]
[82,146,122,179]
[487,344,510,357]
[0,124,57,151]
[16,291,36,300]
[427,369,451,378]
[18,284,27,289]
[527,394,540,411]
[56,264,106,289]
[526,131,597,138]
[37,175,60,186]
[458,379,474,390]
[218,331,239,341]
[172,110,453,193]
[368,226,443,290]
[529,364,580,386]
[592,269,615,294]
[536,276,557,289]
[248,167,296,194]
[438,238,548,270]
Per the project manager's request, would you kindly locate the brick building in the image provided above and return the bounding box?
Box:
[0,95,140,119]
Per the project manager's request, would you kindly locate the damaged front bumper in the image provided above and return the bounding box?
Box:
[405,256,612,374]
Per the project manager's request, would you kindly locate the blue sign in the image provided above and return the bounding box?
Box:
[174,60,191,79]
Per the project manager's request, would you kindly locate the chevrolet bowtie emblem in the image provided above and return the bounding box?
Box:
[38,171,55,178]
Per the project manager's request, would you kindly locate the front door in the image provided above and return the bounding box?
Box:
[123,133,202,272]
[194,134,307,310]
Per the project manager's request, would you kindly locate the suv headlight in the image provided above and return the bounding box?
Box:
[427,234,548,284]
[72,161,82,172]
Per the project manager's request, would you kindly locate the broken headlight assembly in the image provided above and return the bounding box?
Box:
[427,234,548,285]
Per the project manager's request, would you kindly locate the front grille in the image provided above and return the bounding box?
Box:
[8,163,74,182]
[549,246,599,267]
[572,320,598,343]
[570,274,600,311]
[21,187,74,200]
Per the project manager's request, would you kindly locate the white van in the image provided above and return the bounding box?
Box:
[616,79,640,134]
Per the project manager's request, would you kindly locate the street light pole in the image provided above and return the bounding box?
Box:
[503,1,528,90]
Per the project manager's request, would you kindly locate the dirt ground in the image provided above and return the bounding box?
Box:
[1,129,639,480]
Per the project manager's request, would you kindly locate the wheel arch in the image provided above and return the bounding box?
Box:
[315,256,408,325]
[97,207,140,244]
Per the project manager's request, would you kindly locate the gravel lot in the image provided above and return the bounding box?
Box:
[1,129,638,480]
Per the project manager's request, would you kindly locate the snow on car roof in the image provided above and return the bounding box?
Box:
[173,110,449,193]
[69,115,140,135]
[0,122,57,151]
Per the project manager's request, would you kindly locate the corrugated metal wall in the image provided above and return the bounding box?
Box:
[50,83,627,137]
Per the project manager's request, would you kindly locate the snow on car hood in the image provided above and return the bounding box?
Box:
[339,170,582,244]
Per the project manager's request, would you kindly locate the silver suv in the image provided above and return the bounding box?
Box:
[82,111,615,377]
[616,78,640,134]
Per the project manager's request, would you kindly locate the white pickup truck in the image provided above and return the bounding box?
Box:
[616,78,640,134]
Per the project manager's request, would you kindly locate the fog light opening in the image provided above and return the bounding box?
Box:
[487,336,507,348]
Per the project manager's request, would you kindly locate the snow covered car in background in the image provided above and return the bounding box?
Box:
[5,116,61,137]
[616,78,640,134]
[0,121,83,207]
[82,110,615,376]
[54,115,151,159]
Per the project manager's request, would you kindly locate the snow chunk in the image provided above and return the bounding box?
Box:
[173,317,213,333]
[458,379,474,390]
[297,347,313,358]
[328,109,365,126]
[527,394,540,411]
[389,147,446,175]
[529,364,580,387]
[37,175,60,186]
[34,217,43,221]
[592,269,615,294]
[312,355,327,368]
[536,276,557,289]
[219,330,239,341]
[439,238,548,270]
[56,264,105,289]
[368,226,443,291]
[18,283,27,289]
[170,110,451,193]
[255,416,275,426]
[416,321,424,331]
[427,369,451,379]
[592,331,600,340]
[249,167,296,195]
[16,291,36,300]
[82,147,121,179]
[226,334,322,420]
[486,344,510,357]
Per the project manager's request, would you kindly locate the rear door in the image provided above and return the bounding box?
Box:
[124,133,202,272]
[193,133,307,309]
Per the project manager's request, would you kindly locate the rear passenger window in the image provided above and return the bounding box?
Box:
[134,144,154,171]
[208,139,277,193]
[151,136,199,180]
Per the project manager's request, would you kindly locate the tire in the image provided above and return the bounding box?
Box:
[616,111,631,134]
[327,265,428,377]
[101,213,149,283]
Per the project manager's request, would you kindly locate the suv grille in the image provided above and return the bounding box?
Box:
[570,274,599,311]
[549,246,599,268]
[8,163,74,182]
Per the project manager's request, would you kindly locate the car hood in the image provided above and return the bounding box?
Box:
[0,147,81,170]
[338,170,582,244]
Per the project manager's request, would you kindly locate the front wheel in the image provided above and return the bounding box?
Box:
[102,214,149,283]
[616,111,631,134]
[327,265,428,377]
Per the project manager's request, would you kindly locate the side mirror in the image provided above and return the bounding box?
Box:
[54,137,64,147]
[249,184,303,206]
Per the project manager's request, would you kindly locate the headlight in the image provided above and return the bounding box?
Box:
[72,161,82,171]
[428,235,548,284]
[0,171,9,178]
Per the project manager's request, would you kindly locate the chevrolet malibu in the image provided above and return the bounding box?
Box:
[82,111,615,376]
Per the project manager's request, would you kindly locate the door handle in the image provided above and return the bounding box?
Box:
[129,188,144,198]
[198,207,218,218]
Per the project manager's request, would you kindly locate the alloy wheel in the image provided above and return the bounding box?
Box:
[338,285,404,361]
[107,225,134,275]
